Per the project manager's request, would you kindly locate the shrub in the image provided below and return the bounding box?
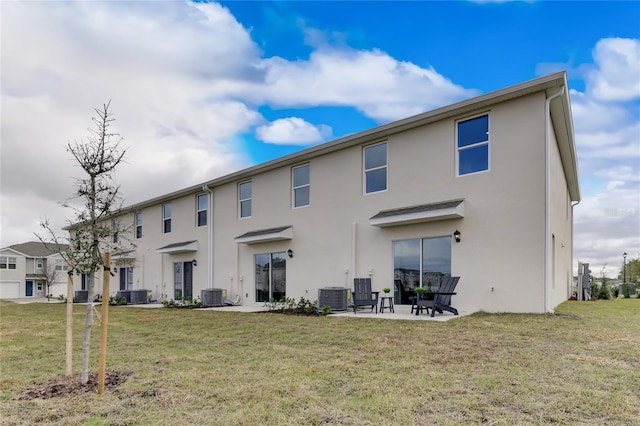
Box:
[162,298,203,308]
[596,282,612,300]
[109,296,127,305]
[263,297,319,315]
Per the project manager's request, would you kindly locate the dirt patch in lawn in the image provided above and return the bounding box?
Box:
[19,370,130,400]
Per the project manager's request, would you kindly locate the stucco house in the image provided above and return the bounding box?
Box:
[67,71,580,314]
[0,241,69,298]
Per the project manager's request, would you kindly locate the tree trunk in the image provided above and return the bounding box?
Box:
[80,300,93,384]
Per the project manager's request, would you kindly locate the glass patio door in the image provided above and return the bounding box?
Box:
[173,261,194,300]
[393,236,451,304]
[255,252,286,302]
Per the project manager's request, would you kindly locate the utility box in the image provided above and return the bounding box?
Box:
[116,290,131,304]
[130,289,150,304]
[201,288,226,307]
[318,287,349,311]
[74,290,88,303]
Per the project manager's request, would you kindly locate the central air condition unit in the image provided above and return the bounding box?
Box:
[75,290,88,303]
[201,288,226,307]
[116,290,131,304]
[318,287,349,311]
[129,289,150,304]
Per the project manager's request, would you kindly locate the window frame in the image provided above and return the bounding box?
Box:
[163,203,172,234]
[292,163,310,208]
[363,141,388,194]
[36,258,44,269]
[196,194,208,227]
[456,113,490,176]
[55,259,68,271]
[0,256,16,269]
[135,211,142,239]
[239,181,252,219]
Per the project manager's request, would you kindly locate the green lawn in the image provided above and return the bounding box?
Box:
[1,300,638,425]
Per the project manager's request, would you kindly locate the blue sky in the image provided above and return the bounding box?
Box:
[1,0,639,278]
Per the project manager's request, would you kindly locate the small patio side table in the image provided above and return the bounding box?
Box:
[380,296,394,313]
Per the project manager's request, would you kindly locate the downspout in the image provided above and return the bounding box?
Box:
[545,86,565,313]
[202,185,214,290]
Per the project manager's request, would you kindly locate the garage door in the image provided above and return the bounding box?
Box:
[0,281,21,298]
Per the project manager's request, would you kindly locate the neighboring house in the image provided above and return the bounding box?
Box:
[0,241,69,298]
[68,71,580,314]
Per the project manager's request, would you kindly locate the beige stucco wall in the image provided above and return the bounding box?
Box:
[70,192,211,301]
[65,88,574,314]
[549,119,574,309]
[213,92,551,313]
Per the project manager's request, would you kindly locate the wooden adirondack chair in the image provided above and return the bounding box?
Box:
[416,276,460,317]
[352,278,379,314]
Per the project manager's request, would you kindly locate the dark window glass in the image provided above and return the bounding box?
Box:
[239,182,252,218]
[366,168,387,193]
[197,194,207,226]
[459,145,489,175]
[458,115,488,148]
[364,143,387,193]
[293,164,310,207]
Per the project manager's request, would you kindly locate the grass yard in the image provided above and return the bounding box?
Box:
[1,299,638,425]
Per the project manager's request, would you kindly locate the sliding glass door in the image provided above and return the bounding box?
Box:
[255,252,286,303]
[393,236,451,304]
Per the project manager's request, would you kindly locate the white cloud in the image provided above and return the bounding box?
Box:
[586,38,640,102]
[569,38,640,277]
[218,47,478,122]
[256,118,332,146]
[1,1,478,248]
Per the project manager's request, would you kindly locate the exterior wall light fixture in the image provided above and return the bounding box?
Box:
[453,230,461,243]
[192,259,198,267]
[287,249,293,258]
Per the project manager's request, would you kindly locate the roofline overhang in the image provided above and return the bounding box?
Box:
[65,71,579,224]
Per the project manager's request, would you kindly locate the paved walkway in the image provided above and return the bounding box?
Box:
[1,297,469,321]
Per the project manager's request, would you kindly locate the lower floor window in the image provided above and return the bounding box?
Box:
[393,236,451,304]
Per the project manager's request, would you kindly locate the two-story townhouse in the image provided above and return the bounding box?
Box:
[68,71,579,314]
[0,241,69,298]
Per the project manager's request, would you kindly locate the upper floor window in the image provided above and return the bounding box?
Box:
[292,164,310,208]
[197,194,208,227]
[239,181,252,218]
[163,203,172,233]
[457,114,489,176]
[112,218,119,243]
[364,142,387,194]
[55,259,69,271]
[0,256,16,269]
[36,258,44,269]
[135,212,142,239]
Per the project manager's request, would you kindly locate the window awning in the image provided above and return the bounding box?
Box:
[369,199,464,227]
[157,240,198,254]
[112,250,136,260]
[235,226,293,244]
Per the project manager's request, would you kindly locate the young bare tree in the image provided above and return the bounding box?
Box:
[38,100,129,384]
[43,262,61,302]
